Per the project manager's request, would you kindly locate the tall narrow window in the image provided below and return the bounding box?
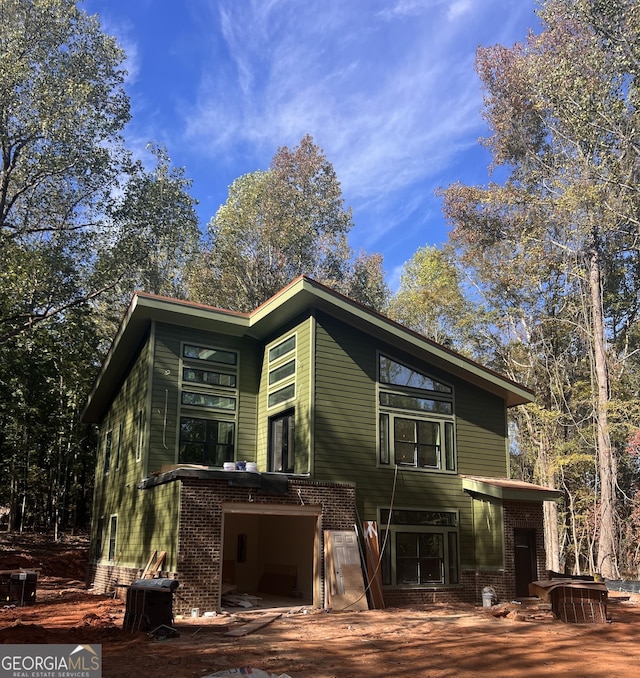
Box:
[104,430,113,474]
[115,423,123,470]
[269,409,295,473]
[136,410,144,462]
[108,515,117,561]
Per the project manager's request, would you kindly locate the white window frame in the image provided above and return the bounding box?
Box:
[104,429,113,474]
[107,514,118,563]
[135,409,144,463]
[266,333,296,410]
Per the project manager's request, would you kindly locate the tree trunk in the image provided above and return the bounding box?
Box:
[589,245,618,579]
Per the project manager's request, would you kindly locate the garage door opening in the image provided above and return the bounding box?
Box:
[221,503,321,610]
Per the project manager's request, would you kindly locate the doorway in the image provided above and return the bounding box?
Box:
[221,503,321,609]
[514,528,538,598]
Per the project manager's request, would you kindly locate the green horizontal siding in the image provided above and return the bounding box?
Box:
[92,334,181,570]
[311,311,507,568]
[149,322,259,470]
[256,316,311,473]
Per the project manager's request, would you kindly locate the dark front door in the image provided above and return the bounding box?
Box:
[514,528,537,598]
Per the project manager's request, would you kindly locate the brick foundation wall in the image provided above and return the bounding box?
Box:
[87,563,178,601]
[176,477,357,615]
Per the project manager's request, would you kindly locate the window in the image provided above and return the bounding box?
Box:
[183,344,237,365]
[268,409,295,473]
[183,366,236,388]
[179,342,238,467]
[104,430,113,474]
[94,517,104,560]
[181,391,236,410]
[380,509,459,587]
[269,335,295,362]
[179,416,235,466]
[135,409,144,463]
[378,355,455,471]
[267,334,296,409]
[108,515,117,562]
[115,423,123,470]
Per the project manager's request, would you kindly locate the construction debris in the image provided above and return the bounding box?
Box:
[224,612,282,637]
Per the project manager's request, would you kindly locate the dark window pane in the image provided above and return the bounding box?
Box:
[183,344,237,365]
[183,367,236,388]
[379,355,451,393]
[269,359,295,385]
[269,335,296,362]
[380,392,452,415]
[445,422,455,471]
[268,384,295,407]
[182,391,236,410]
[379,413,390,464]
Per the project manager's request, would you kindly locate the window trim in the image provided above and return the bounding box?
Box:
[266,333,297,410]
[178,341,239,466]
[377,352,456,473]
[107,514,117,563]
[268,408,296,473]
[115,422,123,471]
[135,409,144,463]
[104,429,113,474]
[178,415,236,467]
[379,506,459,588]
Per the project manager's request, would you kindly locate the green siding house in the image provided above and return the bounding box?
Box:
[83,276,560,614]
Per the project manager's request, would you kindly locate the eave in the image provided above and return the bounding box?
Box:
[82,276,535,424]
[462,475,563,503]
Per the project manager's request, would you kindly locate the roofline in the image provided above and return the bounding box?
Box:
[82,276,535,423]
[262,277,534,405]
[461,476,563,502]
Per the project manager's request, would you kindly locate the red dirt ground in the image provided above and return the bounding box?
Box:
[2,533,640,677]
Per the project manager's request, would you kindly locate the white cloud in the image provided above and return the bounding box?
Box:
[177,0,537,257]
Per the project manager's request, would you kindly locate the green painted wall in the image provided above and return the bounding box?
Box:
[471,496,504,568]
[256,315,312,474]
[91,330,181,570]
[310,311,508,569]
[149,322,260,470]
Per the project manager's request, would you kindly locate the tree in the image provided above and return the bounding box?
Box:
[104,143,201,300]
[387,245,479,353]
[0,0,130,341]
[440,0,640,577]
[190,135,388,312]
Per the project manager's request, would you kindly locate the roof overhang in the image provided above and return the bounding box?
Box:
[82,276,535,423]
[461,475,563,502]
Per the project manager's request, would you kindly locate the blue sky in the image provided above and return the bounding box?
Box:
[84,0,541,288]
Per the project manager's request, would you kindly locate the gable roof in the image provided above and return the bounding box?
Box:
[82,275,534,423]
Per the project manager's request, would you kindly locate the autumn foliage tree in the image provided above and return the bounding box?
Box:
[189,135,388,312]
[440,0,640,577]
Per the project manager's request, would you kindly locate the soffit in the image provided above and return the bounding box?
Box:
[461,475,563,502]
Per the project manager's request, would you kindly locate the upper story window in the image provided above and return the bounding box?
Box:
[378,355,455,472]
[181,343,238,413]
[183,344,237,365]
[104,430,113,474]
[179,342,239,466]
[267,334,296,410]
[269,335,295,362]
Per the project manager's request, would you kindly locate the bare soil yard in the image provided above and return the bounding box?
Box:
[2,534,640,677]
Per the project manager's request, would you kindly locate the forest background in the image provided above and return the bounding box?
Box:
[2,0,640,582]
